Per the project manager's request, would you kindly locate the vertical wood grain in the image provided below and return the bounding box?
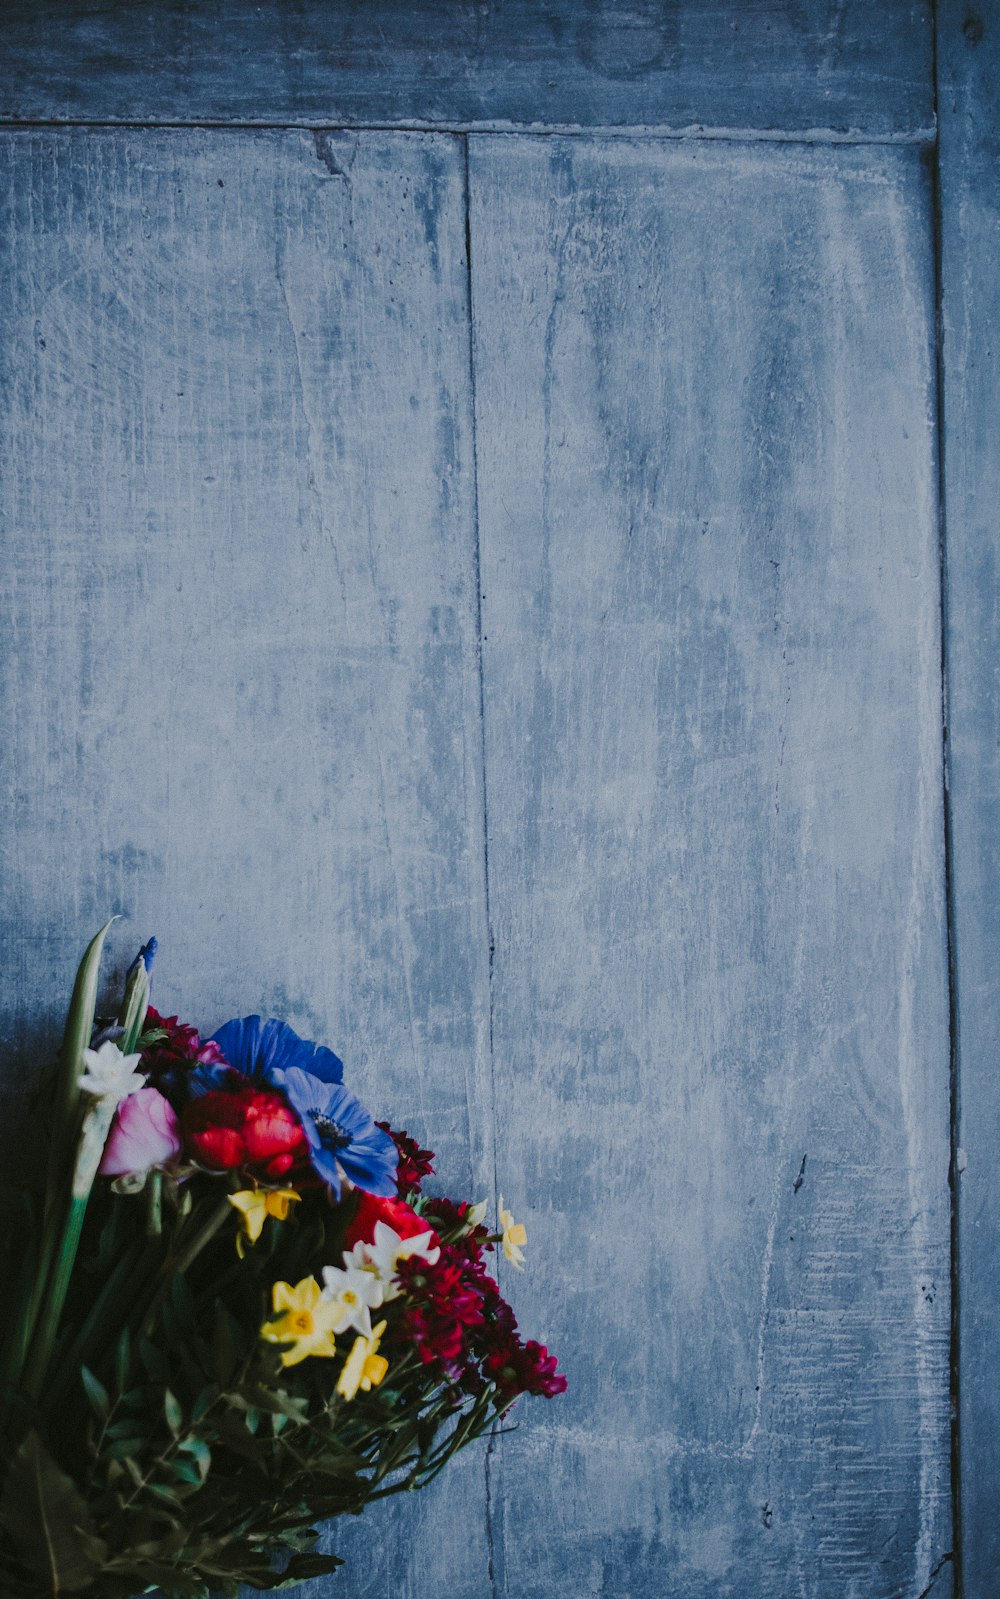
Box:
[0,127,493,1596]
[937,3,1000,1591]
[469,135,952,1598]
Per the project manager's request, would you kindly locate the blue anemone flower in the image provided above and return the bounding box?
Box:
[209,1015,344,1087]
[270,1066,397,1200]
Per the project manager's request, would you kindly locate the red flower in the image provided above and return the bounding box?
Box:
[182,1086,306,1178]
[145,1007,227,1068]
[421,1196,492,1262]
[394,1250,487,1370]
[388,1236,567,1408]
[375,1122,435,1193]
[345,1191,438,1250]
[484,1339,567,1404]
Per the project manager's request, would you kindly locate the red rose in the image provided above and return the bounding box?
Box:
[344,1191,438,1250]
[182,1086,306,1177]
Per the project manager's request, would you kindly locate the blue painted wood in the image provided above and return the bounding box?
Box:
[469,134,952,1598]
[0,0,934,139]
[0,127,495,1596]
[937,2,1000,1591]
[0,27,964,1598]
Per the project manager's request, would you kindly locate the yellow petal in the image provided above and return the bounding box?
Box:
[271,1280,298,1313]
[261,1311,295,1344]
[361,1353,389,1390]
[296,1276,322,1311]
[265,1189,300,1221]
[279,1341,312,1368]
[282,1329,337,1367]
[337,1336,367,1401]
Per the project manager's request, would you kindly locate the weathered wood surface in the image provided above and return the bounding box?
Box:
[469,135,952,1597]
[937,3,1000,1592]
[0,0,934,139]
[0,127,495,1595]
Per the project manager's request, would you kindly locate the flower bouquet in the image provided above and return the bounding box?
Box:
[0,924,565,1597]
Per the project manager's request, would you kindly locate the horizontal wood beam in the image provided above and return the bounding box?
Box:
[0,1,934,140]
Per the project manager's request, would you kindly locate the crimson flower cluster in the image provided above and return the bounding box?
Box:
[375,1121,435,1194]
[390,1195,567,1409]
[144,1005,227,1074]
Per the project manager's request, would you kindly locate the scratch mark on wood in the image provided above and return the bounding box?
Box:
[312,130,349,179]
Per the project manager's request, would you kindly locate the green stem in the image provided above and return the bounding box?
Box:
[145,1172,163,1238]
[12,922,116,1397]
[21,1194,89,1399]
[40,1243,153,1417]
[135,1198,233,1344]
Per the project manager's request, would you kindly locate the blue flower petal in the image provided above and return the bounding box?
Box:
[308,1144,345,1197]
[188,1061,241,1098]
[209,1016,344,1085]
[209,1015,264,1072]
[272,1067,397,1198]
[339,1138,398,1197]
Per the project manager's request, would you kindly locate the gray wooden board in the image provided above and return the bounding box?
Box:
[469,135,952,1597]
[937,2,1000,1591]
[0,126,495,1596]
[0,0,934,141]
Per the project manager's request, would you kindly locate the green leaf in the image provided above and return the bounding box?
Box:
[108,1562,208,1597]
[51,918,117,1190]
[233,1387,309,1421]
[0,1429,107,1592]
[80,1365,110,1423]
[164,1389,183,1436]
[138,1338,171,1383]
[169,1270,196,1326]
[190,1385,218,1425]
[210,1308,238,1385]
[145,1482,185,1511]
[104,1419,148,1441]
[117,950,151,1055]
[103,1436,148,1461]
[177,1436,211,1480]
[114,1326,131,1397]
[276,1551,345,1583]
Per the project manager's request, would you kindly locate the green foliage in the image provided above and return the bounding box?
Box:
[0,933,528,1596]
[0,1431,107,1592]
[0,1168,503,1597]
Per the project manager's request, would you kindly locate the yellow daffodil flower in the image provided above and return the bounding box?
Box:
[498,1194,527,1270]
[336,1319,389,1401]
[260,1277,339,1367]
[229,1187,300,1255]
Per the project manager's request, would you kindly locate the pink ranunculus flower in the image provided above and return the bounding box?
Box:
[98,1086,183,1178]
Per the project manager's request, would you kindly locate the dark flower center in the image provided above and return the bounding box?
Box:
[309,1109,352,1150]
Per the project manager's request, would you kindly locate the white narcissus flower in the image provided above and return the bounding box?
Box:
[73,1042,147,1200]
[320,1263,384,1337]
[341,1222,440,1304]
[78,1040,146,1103]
